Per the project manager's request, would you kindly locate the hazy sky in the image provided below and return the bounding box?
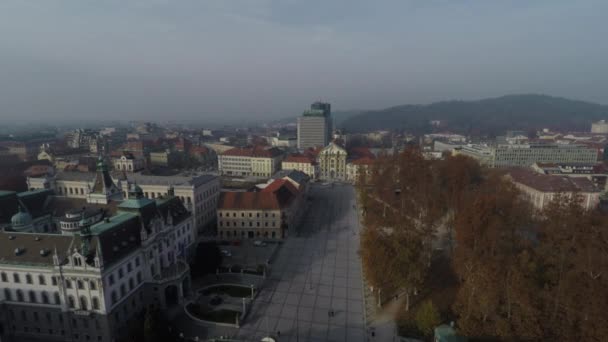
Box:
[1,0,606,123]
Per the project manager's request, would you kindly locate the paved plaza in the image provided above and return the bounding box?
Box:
[174,183,368,341]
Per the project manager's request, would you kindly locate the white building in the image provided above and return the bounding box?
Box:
[281,154,317,179]
[0,186,194,342]
[218,146,283,178]
[27,169,219,235]
[591,120,608,134]
[113,152,145,172]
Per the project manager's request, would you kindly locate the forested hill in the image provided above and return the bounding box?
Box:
[340,94,608,135]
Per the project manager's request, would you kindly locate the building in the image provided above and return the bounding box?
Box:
[113,152,145,173]
[269,170,311,194]
[591,120,608,134]
[281,154,317,179]
[217,179,302,240]
[26,168,219,235]
[454,143,598,168]
[506,168,601,211]
[149,150,180,167]
[218,146,283,178]
[0,185,194,342]
[297,102,332,150]
[318,142,348,181]
[346,157,375,183]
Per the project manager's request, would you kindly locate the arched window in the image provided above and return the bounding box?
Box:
[92,297,100,310]
[54,292,61,304]
[16,290,24,302]
[0,272,7,282]
[13,273,20,283]
[65,279,72,288]
[68,296,75,308]
[90,280,97,290]
[4,289,11,301]
[77,280,84,289]
[41,291,49,304]
[79,296,88,310]
[28,290,36,303]
[38,274,46,285]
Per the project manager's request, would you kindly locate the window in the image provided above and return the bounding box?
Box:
[65,280,72,289]
[118,268,124,278]
[92,297,100,310]
[4,289,11,301]
[111,291,117,305]
[38,275,46,285]
[80,296,88,310]
[129,278,134,291]
[0,272,6,282]
[13,273,20,283]
[41,291,49,304]
[135,257,140,267]
[108,275,114,285]
[16,290,23,301]
[120,284,126,297]
[54,292,61,304]
[29,290,36,303]
[52,277,57,285]
[77,280,84,289]
[137,272,142,283]
[90,280,97,290]
[68,296,75,308]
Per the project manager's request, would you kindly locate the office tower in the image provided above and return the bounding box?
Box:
[297,102,332,150]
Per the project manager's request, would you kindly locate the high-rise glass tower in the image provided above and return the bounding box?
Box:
[297,102,332,149]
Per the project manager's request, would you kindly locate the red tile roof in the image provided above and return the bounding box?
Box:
[223,146,282,158]
[351,156,376,165]
[284,154,315,164]
[261,179,300,208]
[218,192,280,210]
[507,168,600,193]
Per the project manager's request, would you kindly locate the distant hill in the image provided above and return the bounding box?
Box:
[340,94,608,135]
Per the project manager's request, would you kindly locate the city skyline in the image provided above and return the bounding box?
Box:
[1,1,607,122]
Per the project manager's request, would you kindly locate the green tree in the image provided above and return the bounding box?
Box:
[414,300,441,337]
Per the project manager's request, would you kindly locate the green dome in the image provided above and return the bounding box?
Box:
[11,207,32,227]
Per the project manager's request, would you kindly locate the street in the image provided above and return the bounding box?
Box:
[173,183,369,341]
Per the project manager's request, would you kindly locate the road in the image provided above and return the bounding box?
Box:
[173,183,373,341]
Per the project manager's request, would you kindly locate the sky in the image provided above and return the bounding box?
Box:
[0,0,606,123]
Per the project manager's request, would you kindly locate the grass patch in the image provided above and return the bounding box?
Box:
[201,285,252,298]
[186,304,239,324]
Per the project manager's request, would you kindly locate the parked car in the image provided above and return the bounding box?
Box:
[254,240,267,247]
[221,249,232,257]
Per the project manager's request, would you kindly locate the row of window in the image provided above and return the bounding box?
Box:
[1,272,57,286]
[219,212,276,218]
[110,272,143,306]
[219,230,278,238]
[108,257,140,286]
[219,221,277,228]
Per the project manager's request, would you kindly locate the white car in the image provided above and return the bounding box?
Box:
[253,240,266,247]
[221,249,232,257]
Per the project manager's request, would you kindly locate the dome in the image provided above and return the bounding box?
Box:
[11,207,32,228]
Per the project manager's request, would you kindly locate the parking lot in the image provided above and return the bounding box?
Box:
[218,240,279,269]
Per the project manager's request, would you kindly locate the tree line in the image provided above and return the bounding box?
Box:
[358,148,608,340]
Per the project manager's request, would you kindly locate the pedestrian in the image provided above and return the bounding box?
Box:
[277,330,281,337]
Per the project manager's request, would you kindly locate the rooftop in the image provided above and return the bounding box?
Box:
[218,192,281,211]
[507,168,601,193]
